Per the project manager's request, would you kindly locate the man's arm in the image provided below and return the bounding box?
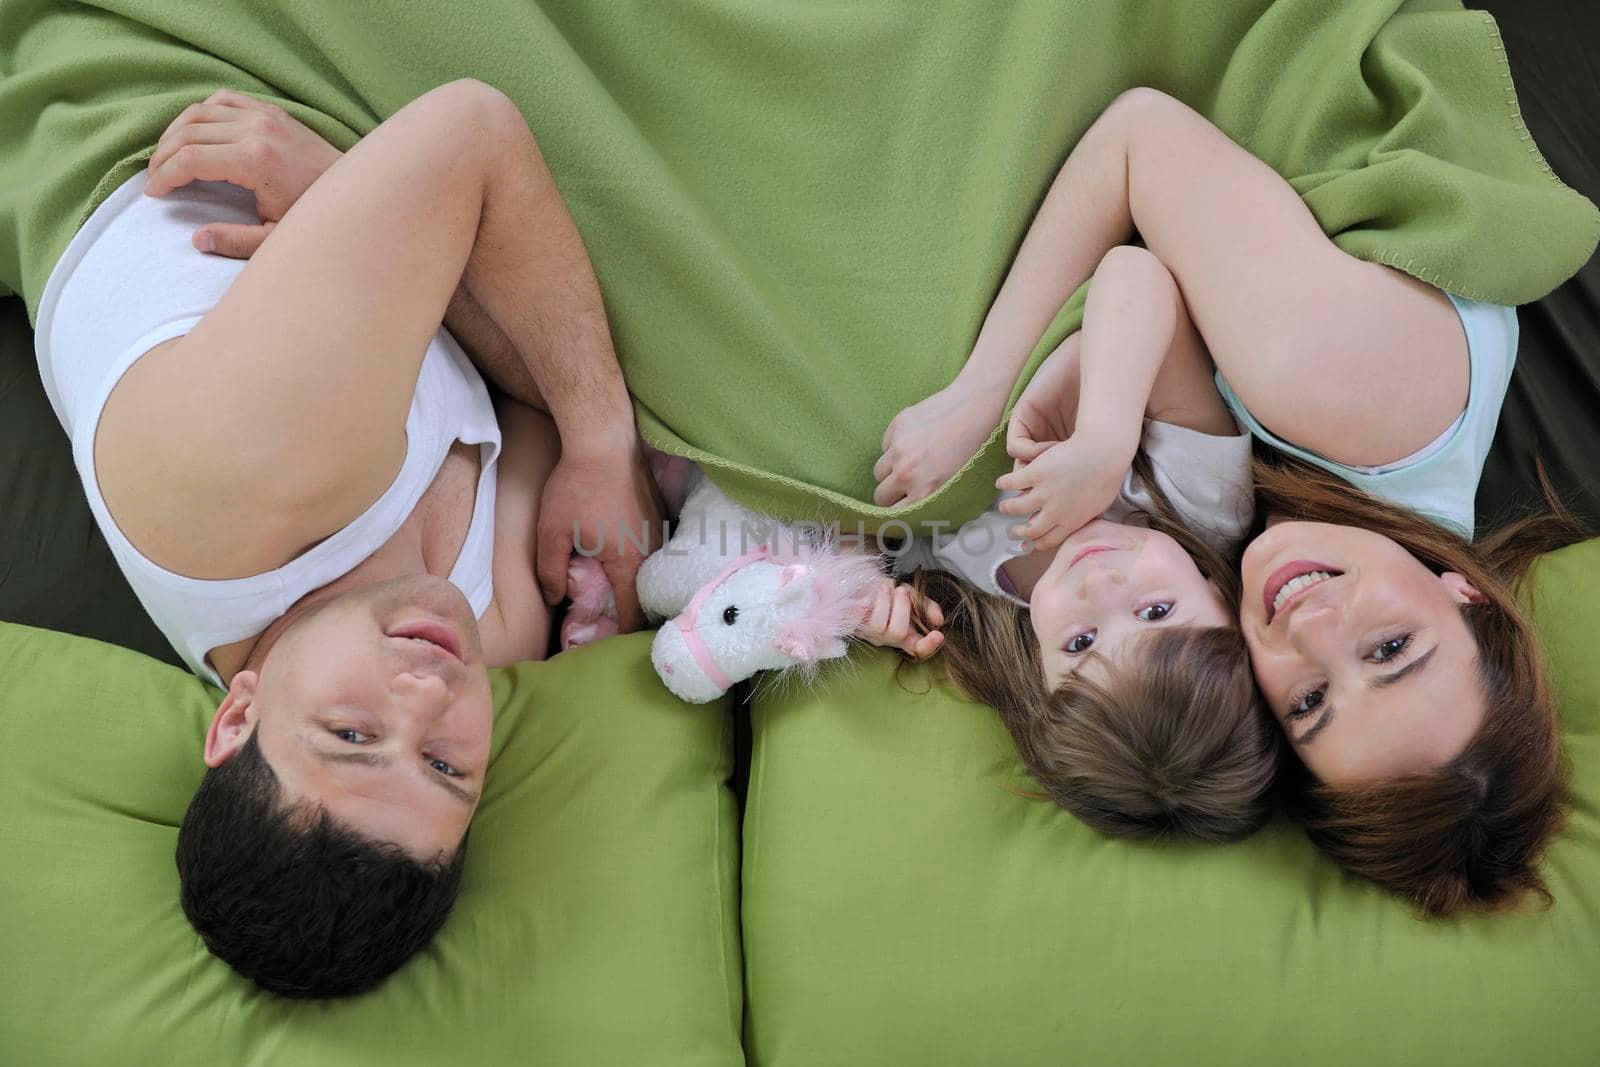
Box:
[143,85,658,625]
[443,285,547,410]
[135,80,657,623]
[155,93,550,414]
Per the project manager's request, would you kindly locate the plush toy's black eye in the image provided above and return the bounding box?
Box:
[722,605,739,625]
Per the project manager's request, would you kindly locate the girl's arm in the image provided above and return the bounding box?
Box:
[1005,273,1235,477]
[997,246,1210,549]
[873,94,1150,508]
[1142,320,1237,438]
[855,577,945,661]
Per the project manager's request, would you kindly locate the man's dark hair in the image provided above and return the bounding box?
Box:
[175,732,467,998]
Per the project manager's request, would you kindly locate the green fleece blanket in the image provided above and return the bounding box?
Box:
[1,0,1595,527]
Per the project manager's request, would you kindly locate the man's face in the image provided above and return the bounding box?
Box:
[205,576,494,859]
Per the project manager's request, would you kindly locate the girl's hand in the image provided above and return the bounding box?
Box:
[144,89,343,258]
[994,432,1133,551]
[856,579,945,660]
[1006,334,1082,464]
[874,377,1009,507]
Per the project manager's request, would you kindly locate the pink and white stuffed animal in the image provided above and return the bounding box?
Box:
[636,467,883,704]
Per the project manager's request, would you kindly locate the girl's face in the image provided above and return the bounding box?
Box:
[1029,519,1231,690]
[1238,521,1485,784]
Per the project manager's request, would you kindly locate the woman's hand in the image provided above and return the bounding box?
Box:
[144,89,342,257]
[856,578,945,660]
[873,377,1009,507]
[995,431,1134,552]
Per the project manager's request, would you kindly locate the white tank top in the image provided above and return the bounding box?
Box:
[34,174,502,687]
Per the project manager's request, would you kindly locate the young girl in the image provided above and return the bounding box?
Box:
[880,88,1591,910]
[888,241,1279,843]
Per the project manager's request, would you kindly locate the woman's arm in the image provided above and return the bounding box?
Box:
[1142,325,1236,438]
[883,86,1468,502]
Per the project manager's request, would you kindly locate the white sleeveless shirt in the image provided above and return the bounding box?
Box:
[34,175,502,687]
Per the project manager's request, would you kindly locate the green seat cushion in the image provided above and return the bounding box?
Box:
[742,539,1600,1065]
[0,628,743,1067]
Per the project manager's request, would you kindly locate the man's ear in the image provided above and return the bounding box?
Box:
[204,671,261,768]
[1440,571,1487,606]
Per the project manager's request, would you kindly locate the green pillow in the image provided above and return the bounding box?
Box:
[0,628,743,1066]
[742,540,1600,1065]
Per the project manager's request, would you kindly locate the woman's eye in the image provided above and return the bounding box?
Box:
[428,758,461,778]
[333,728,372,744]
[1287,688,1325,720]
[1373,633,1413,663]
[1136,602,1173,622]
[1064,631,1096,654]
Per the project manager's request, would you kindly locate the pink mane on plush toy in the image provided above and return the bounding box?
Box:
[560,449,883,703]
[758,540,883,672]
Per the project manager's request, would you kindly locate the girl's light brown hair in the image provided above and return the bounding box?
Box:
[907,453,1281,843]
[1252,456,1586,917]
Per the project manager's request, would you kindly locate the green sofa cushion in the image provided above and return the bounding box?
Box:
[742,539,1600,1065]
[0,628,743,1067]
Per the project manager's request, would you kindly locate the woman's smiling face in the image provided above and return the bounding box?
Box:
[1239,520,1487,784]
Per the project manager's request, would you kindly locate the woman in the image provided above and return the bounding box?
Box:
[877,88,1589,914]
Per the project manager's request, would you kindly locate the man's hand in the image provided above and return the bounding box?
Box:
[535,439,663,632]
[994,432,1134,552]
[873,377,1009,507]
[144,89,341,257]
[856,578,945,660]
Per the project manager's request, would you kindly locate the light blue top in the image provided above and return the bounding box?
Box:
[1214,292,1518,541]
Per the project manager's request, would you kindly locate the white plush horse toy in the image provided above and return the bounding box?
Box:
[636,466,883,703]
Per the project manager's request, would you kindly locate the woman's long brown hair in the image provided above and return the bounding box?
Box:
[1252,456,1587,916]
